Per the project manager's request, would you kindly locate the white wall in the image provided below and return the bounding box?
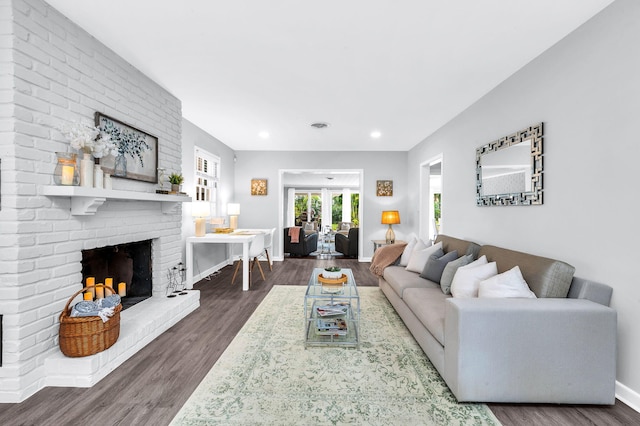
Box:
[180,118,236,278]
[0,0,183,402]
[233,150,408,259]
[407,0,640,404]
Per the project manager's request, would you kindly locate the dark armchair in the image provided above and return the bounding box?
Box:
[335,227,358,258]
[284,227,318,257]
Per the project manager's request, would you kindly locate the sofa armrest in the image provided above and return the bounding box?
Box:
[568,276,613,306]
[305,232,318,252]
[444,298,616,404]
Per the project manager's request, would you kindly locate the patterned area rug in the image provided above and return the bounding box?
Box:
[170,286,501,426]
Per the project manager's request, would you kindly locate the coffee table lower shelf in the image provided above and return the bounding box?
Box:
[304,320,359,348]
[304,302,359,348]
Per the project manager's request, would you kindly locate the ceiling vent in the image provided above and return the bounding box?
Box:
[310,122,329,129]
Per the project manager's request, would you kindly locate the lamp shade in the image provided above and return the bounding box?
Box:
[227,203,241,216]
[381,210,400,225]
[192,202,211,218]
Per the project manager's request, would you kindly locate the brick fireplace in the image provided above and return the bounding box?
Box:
[0,0,198,403]
[82,240,154,309]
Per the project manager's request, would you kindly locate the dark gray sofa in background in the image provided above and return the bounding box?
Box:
[335,227,358,258]
[283,227,318,257]
[378,234,617,404]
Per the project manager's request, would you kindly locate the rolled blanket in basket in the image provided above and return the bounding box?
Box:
[71,295,121,323]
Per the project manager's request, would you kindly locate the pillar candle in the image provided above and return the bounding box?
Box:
[105,278,113,289]
[118,282,127,297]
[61,165,74,185]
[96,285,104,299]
[86,277,95,297]
[83,291,93,301]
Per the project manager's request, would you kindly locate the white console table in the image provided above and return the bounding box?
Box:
[186,232,258,291]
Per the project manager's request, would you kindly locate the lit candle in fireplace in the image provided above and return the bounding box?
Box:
[118,282,127,297]
[96,285,104,299]
[86,277,95,297]
[83,291,92,301]
[105,278,113,290]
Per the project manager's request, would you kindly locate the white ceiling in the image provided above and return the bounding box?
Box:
[282,171,360,190]
[44,0,614,152]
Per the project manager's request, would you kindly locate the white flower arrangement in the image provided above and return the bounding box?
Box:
[61,120,117,159]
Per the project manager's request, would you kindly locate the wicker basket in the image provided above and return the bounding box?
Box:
[59,284,122,357]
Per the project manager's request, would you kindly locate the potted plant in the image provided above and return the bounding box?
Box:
[323,266,342,279]
[168,173,184,193]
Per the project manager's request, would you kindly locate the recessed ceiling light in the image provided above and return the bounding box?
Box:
[310,122,329,129]
[259,131,269,139]
[370,130,382,139]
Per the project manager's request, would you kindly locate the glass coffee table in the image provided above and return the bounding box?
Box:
[304,268,360,348]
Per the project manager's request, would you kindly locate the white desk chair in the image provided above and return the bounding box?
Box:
[232,233,266,285]
[263,227,276,271]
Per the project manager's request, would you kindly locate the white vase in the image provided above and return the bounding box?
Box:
[93,165,103,189]
[103,173,112,190]
[80,153,93,187]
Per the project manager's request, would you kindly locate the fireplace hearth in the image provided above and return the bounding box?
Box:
[82,240,153,310]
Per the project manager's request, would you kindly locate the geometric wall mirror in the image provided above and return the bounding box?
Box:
[476,122,543,206]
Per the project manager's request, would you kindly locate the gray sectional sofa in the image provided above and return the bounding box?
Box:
[378,234,617,404]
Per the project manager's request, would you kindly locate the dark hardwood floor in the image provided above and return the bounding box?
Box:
[0,258,637,426]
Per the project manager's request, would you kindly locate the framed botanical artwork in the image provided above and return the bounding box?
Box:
[95,112,158,183]
[376,180,393,196]
[251,178,268,195]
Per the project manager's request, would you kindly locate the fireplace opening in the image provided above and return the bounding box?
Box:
[82,240,152,310]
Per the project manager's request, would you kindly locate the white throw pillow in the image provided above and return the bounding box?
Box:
[478,266,537,298]
[398,237,418,266]
[461,255,488,270]
[450,261,498,298]
[405,241,441,273]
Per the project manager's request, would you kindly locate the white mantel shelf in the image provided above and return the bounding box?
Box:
[42,185,191,215]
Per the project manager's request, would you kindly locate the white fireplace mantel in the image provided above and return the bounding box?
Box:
[42,185,192,215]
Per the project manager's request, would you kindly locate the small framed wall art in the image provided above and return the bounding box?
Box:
[376,180,393,196]
[251,178,268,195]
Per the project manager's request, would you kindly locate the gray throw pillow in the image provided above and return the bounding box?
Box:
[420,249,457,283]
[440,253,474,294]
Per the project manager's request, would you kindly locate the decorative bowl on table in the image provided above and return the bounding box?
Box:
[322,267,342,279]
[213,228,233,233]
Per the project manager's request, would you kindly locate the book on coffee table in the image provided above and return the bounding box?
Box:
[317,318,348,335]
[316,304,349,317]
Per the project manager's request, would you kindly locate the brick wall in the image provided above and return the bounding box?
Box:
[0,0,183,402]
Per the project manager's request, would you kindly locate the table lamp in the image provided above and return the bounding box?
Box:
[228,203,240,230]
[381,210,400,244]
[192,202,211,237]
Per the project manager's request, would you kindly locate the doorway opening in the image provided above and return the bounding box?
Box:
[279,169,363,259]
[420,156,443,241]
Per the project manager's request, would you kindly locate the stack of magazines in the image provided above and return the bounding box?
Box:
[316,304,348,317]
[317,318,348,335]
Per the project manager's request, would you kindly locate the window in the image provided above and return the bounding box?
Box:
[194,147,220,213]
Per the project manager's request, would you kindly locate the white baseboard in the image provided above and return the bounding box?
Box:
[617,381,640,413]
[193,259,232,284]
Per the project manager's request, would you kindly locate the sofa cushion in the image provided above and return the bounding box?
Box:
[383,266,439,299]
[406,241,442,273]
[435,234,481,259]
[420,250,458,282]
[451,261,498,298]
[403,286,451,346]
[478,245,576,298]
[440,253,474,294]
[478,266,537,298]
